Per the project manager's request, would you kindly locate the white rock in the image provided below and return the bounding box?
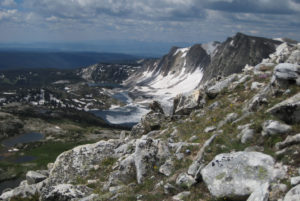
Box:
[274,63,300,83]
[204,126,216,133]
[262,120,292,137]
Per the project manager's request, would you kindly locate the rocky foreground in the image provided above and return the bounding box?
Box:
[1,42,300,201]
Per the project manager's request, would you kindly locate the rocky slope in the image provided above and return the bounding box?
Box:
[124,33,282,112]
[1,36,300,201]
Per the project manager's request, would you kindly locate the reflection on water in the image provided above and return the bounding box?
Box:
[14,155,36,163]
[2,132,44,147]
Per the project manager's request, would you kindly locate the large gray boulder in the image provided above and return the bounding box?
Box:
[283,184,300,201]
[201,151,285,200]
[274,63,300,80]
[267,93,300,124]
[206,74,238,99]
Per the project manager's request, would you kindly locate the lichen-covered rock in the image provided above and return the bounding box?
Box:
[262,120,292,137]
[283,184,300,201]
[267,93,300,124]
[201,152,285,200]
[48,140,121,185]
[41,184,92,201]
[135,138,170,183]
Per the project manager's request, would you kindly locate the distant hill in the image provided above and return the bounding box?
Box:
[0,51,140,69]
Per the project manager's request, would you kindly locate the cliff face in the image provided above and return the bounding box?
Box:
[201,32,282,83]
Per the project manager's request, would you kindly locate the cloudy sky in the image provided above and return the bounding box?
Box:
[0,0,299,53]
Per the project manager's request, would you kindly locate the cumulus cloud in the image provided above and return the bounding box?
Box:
[0,0,16,7]
[0,0,300,44]
[0,9,17,21]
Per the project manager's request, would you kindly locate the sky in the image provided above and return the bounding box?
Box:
[0,0,299,54]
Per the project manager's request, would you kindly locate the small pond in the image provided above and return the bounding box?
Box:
[2,132,44,147]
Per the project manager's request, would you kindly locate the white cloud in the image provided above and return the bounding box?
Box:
[0,9,17,21]
[0,0,16,7]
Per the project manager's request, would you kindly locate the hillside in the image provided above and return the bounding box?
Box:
[1,34,299,201]
[0,51,140,70]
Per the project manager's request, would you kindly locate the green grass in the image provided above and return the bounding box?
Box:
[25,141,94,169]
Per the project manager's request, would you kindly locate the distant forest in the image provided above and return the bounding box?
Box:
[0,51,140,69]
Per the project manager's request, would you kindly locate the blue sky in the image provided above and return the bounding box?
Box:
[0,0,299,54]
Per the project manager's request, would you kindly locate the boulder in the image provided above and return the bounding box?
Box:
[283,184,300,201]
[262,120,292,137]
[173,90,205,115]
[206,74,238,99]
[273,63,300,86]
[275,133,300,150]
[41,184,92,201]
[26,171,47,185]
[267,93,300,124]
[201,151,285,200]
